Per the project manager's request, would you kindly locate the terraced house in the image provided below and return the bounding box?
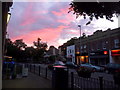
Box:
[75,27,120,65]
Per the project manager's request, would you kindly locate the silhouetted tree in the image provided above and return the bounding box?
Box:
[6,38,27,62]
[33,38,48,62]
[82,33,86,38]
[13,39,27,50]
[69,1,120,25]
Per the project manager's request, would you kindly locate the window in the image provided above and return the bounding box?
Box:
[114,39,119,48]
[102,41,106,49]
[81,46,83,49]
[84,45,86,48]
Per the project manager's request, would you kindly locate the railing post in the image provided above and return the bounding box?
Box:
[39,66,41,76]
[99,76,103,90]
[67,67,69,73]
[30,64,31,72]
[34,65,35,74]
[71,72,74,89]
[45,67,47,78]
[26,63,28,68]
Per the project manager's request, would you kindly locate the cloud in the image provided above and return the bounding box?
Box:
[11,25,67,47]
[8,2,118,48]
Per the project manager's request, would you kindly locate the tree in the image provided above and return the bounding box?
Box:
[82,33,86,38]
[33,38,48,50]
[13,39,27,50]
[66,37,78,46]
[5,38,28,62]
[69,1,120,25]
[33,38,48,62]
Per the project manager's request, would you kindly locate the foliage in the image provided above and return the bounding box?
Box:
[5,38,25,62]
[33,38,48,50]
[64,37,78,46]
[5,38,48,63]
[69,1,120,25]
[13,39,27,50]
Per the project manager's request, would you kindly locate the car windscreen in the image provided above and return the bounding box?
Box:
[66,62,74,65]
[54,61,65,65]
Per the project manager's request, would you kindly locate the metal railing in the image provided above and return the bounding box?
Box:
[26,63,52,80]
[69,72,120,89]
[25,63,120,89]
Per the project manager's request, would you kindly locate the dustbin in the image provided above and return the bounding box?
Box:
[52,65,68,88]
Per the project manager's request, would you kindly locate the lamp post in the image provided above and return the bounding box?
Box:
[78,25,82,64]
[7,13,11,24]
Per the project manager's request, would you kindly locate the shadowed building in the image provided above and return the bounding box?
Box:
[1,1,13,89]
[75,28,120,65]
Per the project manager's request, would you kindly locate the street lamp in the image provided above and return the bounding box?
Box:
[78,25,82,64]
[7,13,11,24]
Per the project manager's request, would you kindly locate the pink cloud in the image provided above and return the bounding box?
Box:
[52,7,76,25]
[51,8,68,16]
[11,25,67,47]
[20,3,45,26]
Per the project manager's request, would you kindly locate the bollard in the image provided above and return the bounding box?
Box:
[99,76,103,90]
[34,65,35,74]
[71,72,74,89]
[39,66,41,76]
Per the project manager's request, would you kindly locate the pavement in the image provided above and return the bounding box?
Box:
[2,72,52,88]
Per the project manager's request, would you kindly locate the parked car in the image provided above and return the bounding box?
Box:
[79,63,104,72]
[48,61,65,70]
[65,62,78,69]
[105,63,120,74]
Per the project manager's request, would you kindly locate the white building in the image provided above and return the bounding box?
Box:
[66,45,75,63]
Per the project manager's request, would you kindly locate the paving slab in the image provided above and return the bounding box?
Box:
[2,72,52,88]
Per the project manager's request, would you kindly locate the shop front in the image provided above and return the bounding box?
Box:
[109,49,120,64]
[75,52,88,65]
[89,50,109,65]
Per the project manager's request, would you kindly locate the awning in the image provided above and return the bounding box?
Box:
[90,55,108,59]
[111,49,120,56]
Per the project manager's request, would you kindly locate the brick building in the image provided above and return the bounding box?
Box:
[47,46,59,56]
[75,28,120,65]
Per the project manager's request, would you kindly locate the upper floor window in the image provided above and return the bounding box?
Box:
[114,39,119,48]
[81,46,83,49]
[84,45,86,48]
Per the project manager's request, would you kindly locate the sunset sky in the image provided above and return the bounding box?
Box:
[7,0,118,48]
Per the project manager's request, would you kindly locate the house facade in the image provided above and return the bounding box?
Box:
[66,45,75,63]
[75,28,120,65]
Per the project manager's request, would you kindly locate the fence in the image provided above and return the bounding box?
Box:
[25,63,120,89]
[69,72,120,90]
[26,64,52,80]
